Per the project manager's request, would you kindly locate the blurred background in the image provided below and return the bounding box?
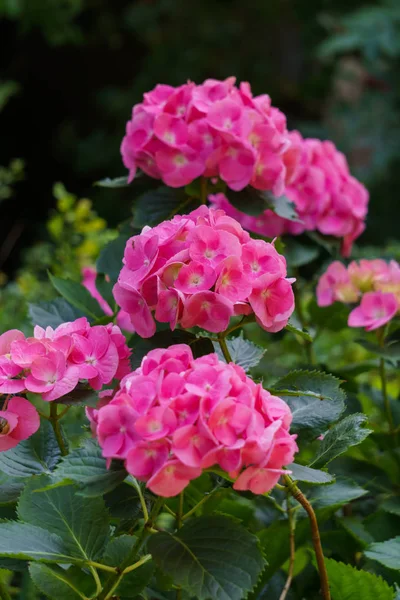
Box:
[1,0,400,325]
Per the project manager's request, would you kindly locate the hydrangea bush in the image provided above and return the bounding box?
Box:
[0,77,398,600]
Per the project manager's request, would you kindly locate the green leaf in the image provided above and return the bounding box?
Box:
[18,476,109,561]
[356,338,400,365]
[325,558,395,600]
[282,237,320,268]
[131,329,214,370]
[285,321,313,342]
[225,187,300,221]
[213,333,265,371]
[28,298,85,329]
[104,483,142,520]
[133,186,197,228]
[94,176,130,188]
[53,438,126,496]
[0,421,60,478]
[309,477,367,508]
[102,536,154,597]
[288,463,335,485]
[310,414,372,468]
[0,473,25,504]
[29,563,95,600]
[48,273,104,320]
[271,370,346,438]
[365,537,400,570]
[0,522,73,563]
[96,234,130,283]
[148,515,265,600]
[382,497,400,517]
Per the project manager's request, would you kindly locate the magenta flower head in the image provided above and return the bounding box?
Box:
[94,344,298,497]
[113,206,295,337]
[0,397,40,452]
[210,132,369,257]
[120,78,295,194]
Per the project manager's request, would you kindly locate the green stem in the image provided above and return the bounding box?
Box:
[278,492,296,600]
[284,475,330,600]
[122,554,152,575]
[89,566,102,597]
[200,177,208,204]
[0,578,12,600]
[293,279,315,365]
[49,403,68,456]
[97,497,164,599]
[177,491,184,529]
[379,357,394,434]
[87,562,118,574]
[218,335,232,363]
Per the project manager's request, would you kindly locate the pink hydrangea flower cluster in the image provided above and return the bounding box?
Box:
[210,132,369,257]
[113,205,295,338]
[82,267,135,333]
[0,318,131,401]
[317,259,400,331]
[121,77,299,194]
[91,344,298,497]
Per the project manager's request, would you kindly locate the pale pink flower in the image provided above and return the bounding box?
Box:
[348,291,398,331]
[147,459,202,497]
[316,261,359,307]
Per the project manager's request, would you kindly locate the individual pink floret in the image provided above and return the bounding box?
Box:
[0,397,40,452]
[348,291,398,331]
[93,344,298,497]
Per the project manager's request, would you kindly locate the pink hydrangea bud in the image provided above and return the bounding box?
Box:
[94,344,298,497]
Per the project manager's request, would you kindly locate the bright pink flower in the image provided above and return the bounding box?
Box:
[172,425,215,467]
[25,350,80,401]
[249,275,295,332]
[209,131,369,256]
[125,439,170,479]
[215,256,252,301]
[174,261,216,293]
[94,344,297,497]
[121,77,292,194]
[155,146,205,188]
[348,291,398,331]
[181,291,233,332]
[97,396,139,459]
[113,284,156,338]
[233,466,283,494]
[82,267,113,316]
[114,206,294,337]
[0,397,40,452]
[147,459,202,497]
[70,326,119,390]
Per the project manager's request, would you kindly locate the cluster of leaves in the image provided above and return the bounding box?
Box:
[0,183,116,332]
